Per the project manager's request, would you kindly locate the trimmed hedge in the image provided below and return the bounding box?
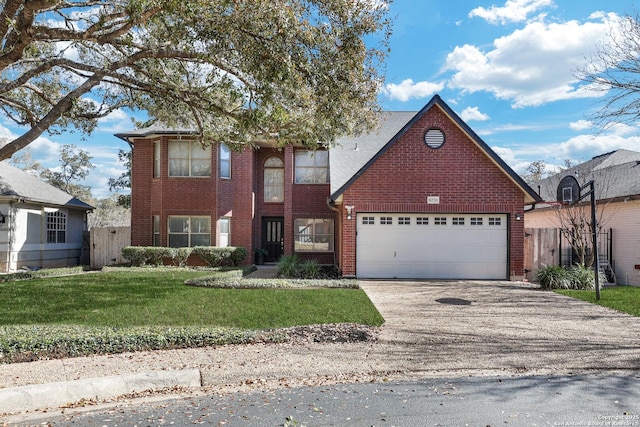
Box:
[121,246,247,267]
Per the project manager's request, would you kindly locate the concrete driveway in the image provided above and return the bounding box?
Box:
[360,280,640,377]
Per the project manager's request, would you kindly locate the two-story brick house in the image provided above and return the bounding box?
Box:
[117,95,541,280]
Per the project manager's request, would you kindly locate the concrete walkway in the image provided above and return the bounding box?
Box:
[2,281,640,419]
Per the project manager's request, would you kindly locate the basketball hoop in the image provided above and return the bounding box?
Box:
[557,175,580,205]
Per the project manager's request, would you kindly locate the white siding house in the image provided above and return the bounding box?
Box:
[0,162,93,272]
[525,149,640,286]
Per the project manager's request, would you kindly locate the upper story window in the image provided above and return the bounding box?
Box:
[264,156,284,202]
[219,143,231,179]
[153,142,161,178]
[46,211,66,243]
[294,150,329,184]
[168,140,211,177]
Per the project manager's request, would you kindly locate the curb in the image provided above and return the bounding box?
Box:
[0,368,201,414]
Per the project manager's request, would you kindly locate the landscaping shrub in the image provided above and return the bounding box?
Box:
[192,246,247,267]
[121,246,171,266]
[122,246,247,267]
[0,325,271,364]
[185,274,358,289]
[277,254,301,277]
[535,264,606,290]
[300,259,321,279]
[0,266,87,283]
[168,247,193,267]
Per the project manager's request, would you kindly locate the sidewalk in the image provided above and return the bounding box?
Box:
[2,280,640,421]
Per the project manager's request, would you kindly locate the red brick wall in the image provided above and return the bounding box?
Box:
[339,106,526,278]
[131,137,336,266]
[130,136,255,265]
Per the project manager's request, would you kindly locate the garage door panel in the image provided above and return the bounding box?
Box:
[356,213,507,279]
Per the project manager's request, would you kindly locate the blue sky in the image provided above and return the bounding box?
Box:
[2,0,639,199]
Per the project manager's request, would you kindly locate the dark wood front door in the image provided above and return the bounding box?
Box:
[262,217,284,262]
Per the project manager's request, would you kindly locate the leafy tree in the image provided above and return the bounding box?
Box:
[522,160,548,185]
[88,195,131,228]
[0,0,391,160]
[41,144,95,200]
[8,148,46,179]
[577,12,640,129]
[10,144,94,201]
[108,149,131,208]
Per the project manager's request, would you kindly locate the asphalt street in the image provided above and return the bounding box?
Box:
[22,374,640,427]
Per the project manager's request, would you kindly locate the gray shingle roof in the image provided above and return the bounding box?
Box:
[0,161,93,209]
[329,95,542,204]
[533,149,640,202]
[330,111,417,196]
[115,122,196,141]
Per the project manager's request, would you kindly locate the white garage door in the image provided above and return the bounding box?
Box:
[356,213,507,279]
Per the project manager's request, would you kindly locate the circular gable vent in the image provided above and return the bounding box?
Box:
[424,128,445,149]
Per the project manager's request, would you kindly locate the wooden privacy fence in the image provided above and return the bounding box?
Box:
[90,226,131,269]
[524,228,559,282]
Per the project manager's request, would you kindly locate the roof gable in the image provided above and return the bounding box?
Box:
[535,149,640,202]
[0,162,93,209]
[329,95,542,204]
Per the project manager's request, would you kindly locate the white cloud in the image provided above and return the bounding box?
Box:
[460,106,490,122]
[384,79,445,102]
[469,0,555,25]
[97,109,136,133]
[569,120,593,131]
[445,13,617,107]
[496,130,640,176]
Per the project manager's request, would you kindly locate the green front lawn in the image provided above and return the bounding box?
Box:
[0,269,383,363]
[0,270,383,328]
[555,286,640,317]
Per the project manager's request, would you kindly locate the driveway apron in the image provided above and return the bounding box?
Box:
[360,280,640,377]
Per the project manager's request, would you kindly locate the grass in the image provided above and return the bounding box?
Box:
[0,269,384,328]
[555,286,640,317]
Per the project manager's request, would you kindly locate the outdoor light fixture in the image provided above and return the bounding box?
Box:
[515,213,522,221]
[345,205,355,220]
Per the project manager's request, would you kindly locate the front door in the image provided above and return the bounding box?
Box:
[262,217,284,262]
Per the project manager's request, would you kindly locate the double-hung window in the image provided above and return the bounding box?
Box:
[46,211,66,243]
[294,150,329,184]
[168,216,211,247]
[294,218,334,252]
[168,140,211,177]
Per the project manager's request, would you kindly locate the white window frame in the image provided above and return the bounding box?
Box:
[219,217,230,247]
[153,215,160,246]
[153,142,161,178]
[294,150,329,184]
[219,143,231,179]
[294,218,334,252]
[46,211,66,243]
[264,156,284,203]
[167,216,211,247]
[168,140,212,177]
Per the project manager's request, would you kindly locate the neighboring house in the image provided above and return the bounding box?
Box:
[0,162,93,272]
[525,149,640,286]
[116,94,541,280]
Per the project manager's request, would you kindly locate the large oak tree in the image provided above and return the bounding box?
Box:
[0,0,391,159]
